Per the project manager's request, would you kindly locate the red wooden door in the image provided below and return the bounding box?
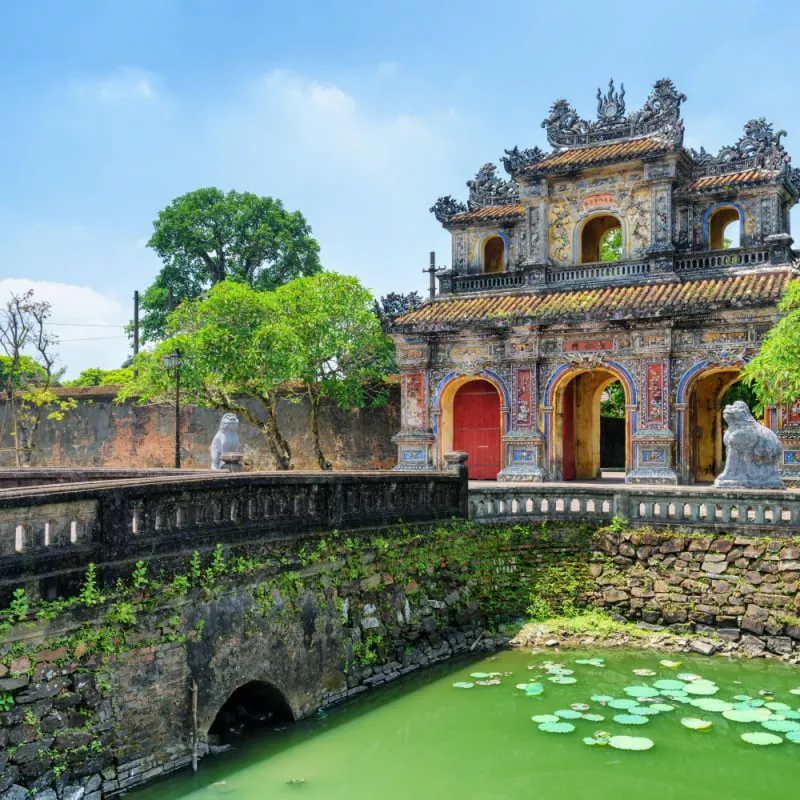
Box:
[453,380,501,480]
[561,381,576,480]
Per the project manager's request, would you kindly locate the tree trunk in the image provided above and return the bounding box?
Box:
[309,388,331,471]
[264,394,292,470]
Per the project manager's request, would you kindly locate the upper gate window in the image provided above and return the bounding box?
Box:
[483,236,505,273]
[708,206,741,250]
[581,215,622,263]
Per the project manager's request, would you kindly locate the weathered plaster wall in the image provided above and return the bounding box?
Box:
[0,386,399,471]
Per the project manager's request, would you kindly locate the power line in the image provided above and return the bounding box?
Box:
[57,336,129,342]
[46,322,126,328]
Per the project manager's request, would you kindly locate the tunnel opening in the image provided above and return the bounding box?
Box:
[208,680,295,742]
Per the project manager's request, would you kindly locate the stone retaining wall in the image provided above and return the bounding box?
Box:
[589,528,800,657]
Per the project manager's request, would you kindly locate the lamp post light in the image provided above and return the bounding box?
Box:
[162,349,183,469]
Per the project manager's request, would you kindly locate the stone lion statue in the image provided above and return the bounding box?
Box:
[713,401,784,490]
[210,413,240,470]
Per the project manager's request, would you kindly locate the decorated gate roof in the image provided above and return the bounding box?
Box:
[394,269,795,329]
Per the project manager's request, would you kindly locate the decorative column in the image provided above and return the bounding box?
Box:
[626,330,678,485]
[391,338,435,471]
[497,327,546,481]
[776,401,800,487]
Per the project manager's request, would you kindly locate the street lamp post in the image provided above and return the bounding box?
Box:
[162,349,183,469]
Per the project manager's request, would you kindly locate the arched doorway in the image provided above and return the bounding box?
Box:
[483,236,505,273]
[708,205,741,250]
[552,368,629,480]
[581,215,622,263]
[208,680,294,741]
[452,379,502,479]
[687,368,740,483]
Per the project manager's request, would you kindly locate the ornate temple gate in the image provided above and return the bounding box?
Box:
[452,380,501,479]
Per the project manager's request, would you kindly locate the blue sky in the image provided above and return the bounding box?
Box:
[1,0,799,376]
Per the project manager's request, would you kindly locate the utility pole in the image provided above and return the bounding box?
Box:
[423,251,437,300]
[132,290,139,379]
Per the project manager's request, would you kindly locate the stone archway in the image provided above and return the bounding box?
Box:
[208,680,295,739]
[548,365,632,481]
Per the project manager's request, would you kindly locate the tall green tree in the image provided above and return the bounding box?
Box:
[743,281,800,407]
[270,273,395,470]
[120,281,294,468]
[139,188,321,343]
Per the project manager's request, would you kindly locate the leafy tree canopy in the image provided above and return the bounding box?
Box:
[63,366,134,387]
[139,188,322,343]
[599,227,622,262]
[743,281,800,407]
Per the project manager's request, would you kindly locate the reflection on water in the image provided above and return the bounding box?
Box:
[130,648,800,800]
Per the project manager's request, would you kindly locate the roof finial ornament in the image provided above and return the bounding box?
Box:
[596,79,626,124]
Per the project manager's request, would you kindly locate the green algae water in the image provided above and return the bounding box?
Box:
[130,649,800,800]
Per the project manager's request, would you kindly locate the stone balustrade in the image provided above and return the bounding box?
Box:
[469,483,800,533]
[0,471,467,599]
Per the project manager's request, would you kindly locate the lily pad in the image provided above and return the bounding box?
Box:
[723,708,773,723]
[608,699,639,710]
[624,685,660,698]
[549,676,577,685]
[608,735,654,751]
[554,709,583,720]
[779,710,800,720]
[570,703,590,712]
[683,682,719,696]
[591,695,614,704]
[524,682,544,696]
[741,732,782,746]
[789,688,800,696]
[653,679,686,691]
[628,706,661,716]
[582,713,605,722]
[538,721,575,733]
[765,702,791,712]
[633,668,657,677]
[470,672,490,679]
[762,719,800,733]
[582,736,600,746]
[650,703,675,713]
[733,695,752,702]
[516,683,531,690]
[660,660,681,669]
[613,714,649,725]
[681,717,713,731]
[786,730,800,744]
[689,698,734,713]
[453,682,474,689]
[531,714,560,723]
[677,673,703,682]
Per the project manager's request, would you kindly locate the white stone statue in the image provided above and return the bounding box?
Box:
[713,401,784,490]
[210,413,241,471]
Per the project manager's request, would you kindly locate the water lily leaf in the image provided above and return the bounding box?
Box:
[779,710,800,720]
[677,673,703,682]
[624,686,660,698]
[689,698,734,713]
[583,736,599,745]
[786,730,800,743]
[582,713,605,722]
[516,683,531,690]
[683,682,719,696]
[628,706,660,716]
[591,695,614,704]
[475,679,500,686]
[538,721,575,733]
[762,719,800,733]
[789,688,800,696]
[570,703,590,712]
[547,668,574,675]
[470,672,490,679]
[549,676,577,685]
[524,682,544,696]
[681,717,713,731]
[653,680,685,691]
[660,660,681,669]
[733,694,752,702]
[650,703,675,713]
[748,699,765,707]
[633,669,657,677]
[608,735,654,751]
[723,708,773,723]
[453,682,474,689]
[554,709,583,719]
[608,699,639,710]
[765,702,791,712]
[741,732,782,746]
[531,714,560,723]
[613,714,649,725]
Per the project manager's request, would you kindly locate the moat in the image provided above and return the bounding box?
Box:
[129,648,800,800]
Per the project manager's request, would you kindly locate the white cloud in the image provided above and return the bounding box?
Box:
[70,67,159,105]
[0,279,130,379]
